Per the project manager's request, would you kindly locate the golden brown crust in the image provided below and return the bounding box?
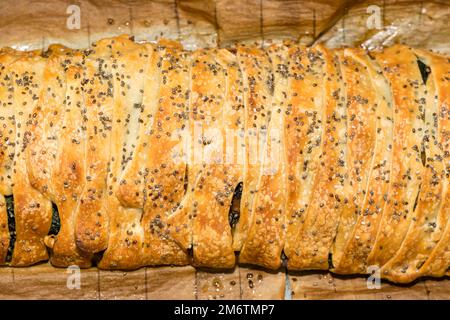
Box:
[45,63,92,267]
[114,43,155,209]
[0,194,8,264]
[98,36,147,269]
[238,44,288,270]
[74,37,115,253]
[141,40,190,266]
[413,50,450,279]
[0,35,448,282]
[187,48,241,268]
[285,46,339,270]
[232,45,273,252]
[0,49,22,265]
[332,49,394,274]
[0,49,23,196]
[10,52,53,266]
[26,46,75,202]
[283,44,319,264]
[290,45,349,270]
[367,45,426,268]
[377,50,448,283]
[421,221,450,278]
[213,48,245,263]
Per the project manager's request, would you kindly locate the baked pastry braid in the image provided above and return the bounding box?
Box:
[367,45,426,268]
[0,35,447,282]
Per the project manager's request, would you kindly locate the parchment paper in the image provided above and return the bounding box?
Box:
[0,0,448,53]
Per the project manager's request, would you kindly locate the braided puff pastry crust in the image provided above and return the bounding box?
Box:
[0,36,447,282]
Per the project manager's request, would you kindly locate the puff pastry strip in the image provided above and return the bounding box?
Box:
[74,38,115,253]
[168,48,245,268]
[46,61,93,267]
[332,50,378,270]
[232,45,274,252]
[0,194,7,264]
[140,40,190,266]
[0,48,23,197]
[0,49,23,264]
[215,48,246,222]
[292,46,351,270]
[284,46,333,269]
[189,48,241,268]
[99,36,147,269]
[278,43,301,266]
[367,45,426,268]
[411,50,450,279]
[115,43,155,209]
[215,47,245,243]
[239,44,288,270]
[10,51,53,266]
[27,47,86,267]
[25,47,84,267]
[26,46,74,202]
[332,49,394,274]
[283,45,328,265]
